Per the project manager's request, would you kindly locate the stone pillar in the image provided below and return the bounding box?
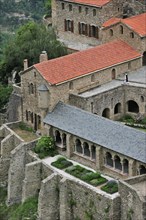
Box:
[129,159,136,177]
[95,146,102,170]
[66,134,74,158]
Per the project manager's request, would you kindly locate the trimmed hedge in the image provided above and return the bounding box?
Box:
[51,157,73,169]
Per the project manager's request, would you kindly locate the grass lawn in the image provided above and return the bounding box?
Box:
[12,128,38,142]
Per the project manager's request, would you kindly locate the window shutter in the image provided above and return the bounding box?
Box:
[78,22,81,34]
[89,25,91,37]
[64,19,67,31]
[71,20,74,33]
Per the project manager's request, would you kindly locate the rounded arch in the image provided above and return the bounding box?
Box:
[91,145,96,160]
[75,139,82,154]
[105,152,113,167]
[111,68,116,79]
[114,155,122,171]
[102,108,110,118]
[139,165,146,175]
[123,159,129,174]
[83,142,90,157]
[62,133,67,148]
[127,100,139,113]
[114,103,121,114]
[109,29,113,36]
[142,51,146,66]
[55,130,61,144]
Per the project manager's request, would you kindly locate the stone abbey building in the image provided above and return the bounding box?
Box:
[1,0,146,219]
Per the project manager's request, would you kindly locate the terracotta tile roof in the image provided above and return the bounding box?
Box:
[34,40,141,85]
[122,13,146,37]
[102,13,146,37]
[102,17,121,28]
[64,0,111,7]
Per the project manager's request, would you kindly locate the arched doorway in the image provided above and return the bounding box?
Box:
[114,103,121,114]
[55,130,61,144]
[102,108,110,118]
[127,100,139,113]
[105,152,113,167]
[142,51,146,66]
[139,165,146,175]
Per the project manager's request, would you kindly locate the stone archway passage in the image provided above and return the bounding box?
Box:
[139,165,146,175]
[142,51,146,66]
[102,108,110,118]
[114,103,121,114]
[127,100,139,113]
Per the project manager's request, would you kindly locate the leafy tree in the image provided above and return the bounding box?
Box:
[0,84,12,112]
[0,22,67,84]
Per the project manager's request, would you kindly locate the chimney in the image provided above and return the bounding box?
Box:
[24,59,28,70]
[39,51,48,63]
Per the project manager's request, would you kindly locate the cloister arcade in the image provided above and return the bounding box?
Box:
[51,128,146,178]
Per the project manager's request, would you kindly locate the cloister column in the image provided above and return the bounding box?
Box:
[66,134,74,158]
[95,146,102,171]
[128,159,136,177]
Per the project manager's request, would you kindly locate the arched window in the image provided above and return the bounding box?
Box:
[102,108,110,118]
[109,29,113,36]
[93,9,96,16]
[127,100,139,113]
[31,112,33,123]
[26,110,28,121]
[91,145,96,160]
[123,159,129,174]
[112,69,116,79]
[69,4,72,11]
[119,25,123,34]
[139,165,146,175]
[79,6,82,13]
[62,3,65,9]
[69,81,74,90]
[114,103,121,114]
[85,7,88,14]
[75,139,82,154]
[62,133,66,148]
[29,83,34,94]
[114,155,122,171]
[141,96,144,102]
[83,142,90,157]
[105,152,113,167]
[130,32,134,38]
[55,130,61,144]
[38,115,41,129]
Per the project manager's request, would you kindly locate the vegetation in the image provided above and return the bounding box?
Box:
[0,186,38,220]
[18,121,34,132]
[101,181,118,194]
[66,165,107,186]
[0,22,67,84]
[51,157,73,169]
[34,136,57,158]
[0,0,51,31]
[0,83,12,112]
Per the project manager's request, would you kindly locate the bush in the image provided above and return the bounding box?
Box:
[141,117,146,125]
[120,115,134,123]
[51,157,73,169]
[90,177,107,186]
[34,136,57,158]
[101,181,118,194]
[19,122,33,132]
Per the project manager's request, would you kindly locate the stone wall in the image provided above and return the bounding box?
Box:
[102,21,146,54]
[119,176,146,220]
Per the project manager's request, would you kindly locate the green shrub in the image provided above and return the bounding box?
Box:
[101,181,118,194]
[120,115,134,123]
[51,157,73,169]
[90,177,107,186]
[141,117,146,125]
[19,122,34,132]
[81,172,100,182]
[34,136,57,158]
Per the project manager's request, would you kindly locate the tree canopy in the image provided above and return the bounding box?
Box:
[0,22,67,84]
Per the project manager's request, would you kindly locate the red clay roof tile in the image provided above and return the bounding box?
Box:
[64,0,111,7]
[102,13,146,37]
[34,40,141,85]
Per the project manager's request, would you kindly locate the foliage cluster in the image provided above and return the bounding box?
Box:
[66,165,107,186]
[34,136,57,158]
[0,186,38,220]
[51,157,73,169]
[101,181,118,194]
[0,22,67,84]
[0,0,51,31]
[18,121,34,132]
[0,84,12,112]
